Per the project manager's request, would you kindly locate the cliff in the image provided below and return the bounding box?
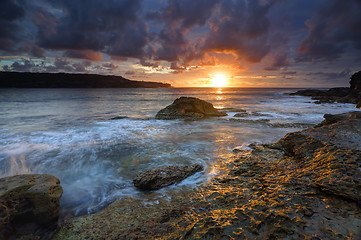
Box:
[0,72,171,88]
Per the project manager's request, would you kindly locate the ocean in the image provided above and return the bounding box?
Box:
[0,88,358,216]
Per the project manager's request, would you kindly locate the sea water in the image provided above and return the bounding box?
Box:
[0,88,358,216]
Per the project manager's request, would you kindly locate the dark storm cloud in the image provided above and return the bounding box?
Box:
[297,0,361,62]
[34,0,147,58]
[149,0,219,63]
[1,0,361,79]
[0,0,25,51]
[264,51,289,71]
[202,0,278,63]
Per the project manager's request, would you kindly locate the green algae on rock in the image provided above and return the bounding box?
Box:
[0,174,63,239]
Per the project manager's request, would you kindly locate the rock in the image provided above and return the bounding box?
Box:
[110,116,128,120]
[233,112,248,117]
[155,97,227,120]
[357,100,361,109]
[133,164,204,190]
[54,112,361,240]
[228,118,269,124]
[350,71,361,90]
[290,72,361,107]
[316,111,361,127]
[276,112,361,201]
[218,108,247,113]
[0,174,63,239]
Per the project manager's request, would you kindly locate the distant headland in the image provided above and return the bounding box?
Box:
[0,71,172,88]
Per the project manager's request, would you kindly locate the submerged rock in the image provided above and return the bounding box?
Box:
[0,174,63,239]
[133,164,204,190]
[155,97,227,120]
[233,112,248,117]
[218,108,247,113]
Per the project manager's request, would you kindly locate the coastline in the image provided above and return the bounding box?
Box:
[52,110,361,239]
[0,72,171,88]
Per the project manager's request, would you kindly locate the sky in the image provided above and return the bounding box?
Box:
[0,0,361,87]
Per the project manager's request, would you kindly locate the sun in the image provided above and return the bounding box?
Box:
[210,73,228,87]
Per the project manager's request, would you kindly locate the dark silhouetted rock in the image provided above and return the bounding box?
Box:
[291,87,361,107]
[155,97,227,120]
[291,71,361,107]
[133,164,204,190]
[0,174,63,239]
[350,71,361,90]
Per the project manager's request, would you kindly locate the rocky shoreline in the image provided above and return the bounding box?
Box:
[290,71,361,107]
[52,111,361,239]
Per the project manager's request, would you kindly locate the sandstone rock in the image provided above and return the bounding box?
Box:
[155,97,227,120]
[276,112,361,202]
[133,164,204,190]
[0,174,63,239]
[316,111,361,127]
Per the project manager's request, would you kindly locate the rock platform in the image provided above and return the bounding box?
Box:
[53,112,361,239]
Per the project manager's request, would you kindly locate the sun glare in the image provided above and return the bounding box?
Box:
[210,74,228,87]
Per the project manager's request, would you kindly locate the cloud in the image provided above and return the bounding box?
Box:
[5,58,93,73]
[201,0,278,63]
[102,62,118,71]
[139,59,159,68]
[297,0,361,62]
[148,0,219,63]
[306,69,351,81]
[9,59,36,72]
[264,51,289,71]
[34,0,147,59]
[125,70,136,75]
[0,0,25,51]
[64,50,103,61]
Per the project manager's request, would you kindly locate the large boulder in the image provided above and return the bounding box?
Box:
[133,164,204,190]
[155,97,227,120]
[0,174,63,239]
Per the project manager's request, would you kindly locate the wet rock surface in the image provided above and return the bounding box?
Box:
[133,164,204,190]
[0,174,63,240]
[155,97,227,120]
[53,112,361,240]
